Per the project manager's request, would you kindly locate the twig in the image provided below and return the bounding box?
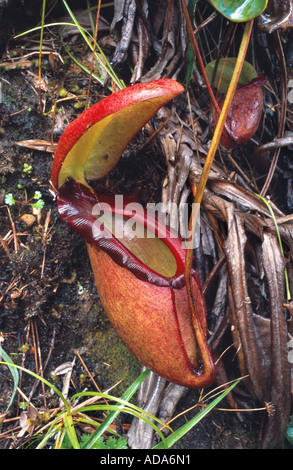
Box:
[40,210,52,279]
[139,119,169,151]
[6,207,19,253]
[74,349,111,421]
[74,349,109,408]
[0,233,12,261]
[26,327,56,404]
[27,319,46,407]
[17,387,38,409]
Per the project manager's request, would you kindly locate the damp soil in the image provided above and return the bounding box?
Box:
[0,1,262,450]
[0,63,144,431]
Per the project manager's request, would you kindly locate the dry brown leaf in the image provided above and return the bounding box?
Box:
[15,139,57,153]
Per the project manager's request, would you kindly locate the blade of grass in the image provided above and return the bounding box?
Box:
[61,0,125,90]
[0,362,71,412]
[76,404,167,447]
[63,411,80,449]
[36,422,63,449]
[60,43,107,86]
[70,390,171,429]
[1,363,158,449]
[153,379,241,449]
[15,18,125,91]
[80,368,150,449]
[14,21,79,35]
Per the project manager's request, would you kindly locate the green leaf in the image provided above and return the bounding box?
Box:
[33,191,42,200]
[23,163,32,174]
[210,0,268,22]
[32,199,45,210]
[106,436,128,449]
[205,58,258,93]
[78,434,127,449]
[4,193,16,206]
[80,434,107,449]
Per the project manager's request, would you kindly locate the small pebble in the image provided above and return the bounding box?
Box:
[20,213,36,227]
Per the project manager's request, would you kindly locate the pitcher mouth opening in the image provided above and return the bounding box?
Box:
[57,180,197,289]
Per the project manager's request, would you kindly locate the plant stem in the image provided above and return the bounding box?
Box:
[195,20,253,206]
[184,19,254,384]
